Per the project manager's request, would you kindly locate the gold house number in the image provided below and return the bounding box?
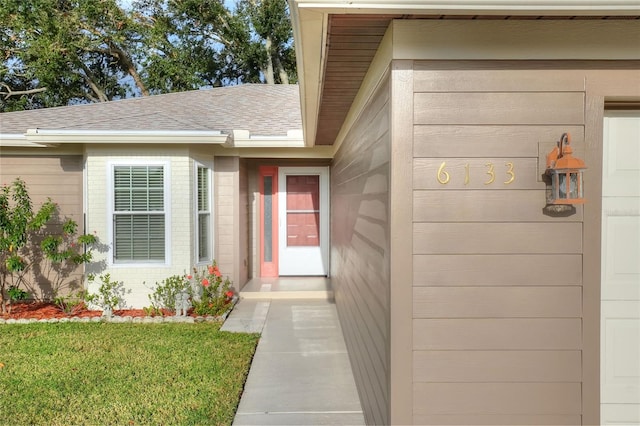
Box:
[437,162,516,185]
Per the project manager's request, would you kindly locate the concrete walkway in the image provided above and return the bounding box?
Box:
[221,298,365,425]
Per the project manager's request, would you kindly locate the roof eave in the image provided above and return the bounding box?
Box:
[292,0,640,15]
[288,0,640,147]
[0,134,57,148]
[289,2,329,148]
[21,129,230,145]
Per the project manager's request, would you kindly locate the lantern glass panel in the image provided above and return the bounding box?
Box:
[558,172,570,199]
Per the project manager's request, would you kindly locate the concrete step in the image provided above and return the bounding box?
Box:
[240,290,334,300]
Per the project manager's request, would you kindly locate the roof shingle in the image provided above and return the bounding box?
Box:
[0,84,302,137]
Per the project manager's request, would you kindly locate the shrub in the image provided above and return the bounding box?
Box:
[147,275,191,314]
[54,290,87,315]
[85,273,129,314]
[190,261,234,317]
[0,178,97,311]
[6,285,29,314]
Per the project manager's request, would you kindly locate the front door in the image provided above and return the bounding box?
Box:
[601,111,640,425]
[278,167,329,276]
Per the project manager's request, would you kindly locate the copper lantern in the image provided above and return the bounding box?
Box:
[546,133,586,205]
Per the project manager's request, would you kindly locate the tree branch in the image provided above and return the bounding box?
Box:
[77,63,109,102]
[107,41,149,96]
[0,83,47,100]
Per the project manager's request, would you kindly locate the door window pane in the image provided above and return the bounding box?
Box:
[286,175,320,247]
[264,176,273,261]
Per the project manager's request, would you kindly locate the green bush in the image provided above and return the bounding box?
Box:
[148,274,191,313]
[85,273,129,313]
[190,261,234,316]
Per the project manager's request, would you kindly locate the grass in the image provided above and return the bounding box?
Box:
[0,322,259,426]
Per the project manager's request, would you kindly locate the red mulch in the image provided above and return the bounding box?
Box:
[1,302,157,320]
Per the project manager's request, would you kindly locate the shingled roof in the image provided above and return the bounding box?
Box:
[0,84,302,137]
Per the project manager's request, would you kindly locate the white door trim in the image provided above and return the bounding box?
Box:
[278,166,330,276]
[601,111,640,425]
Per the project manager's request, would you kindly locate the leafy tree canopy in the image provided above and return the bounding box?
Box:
[0,0,296,111]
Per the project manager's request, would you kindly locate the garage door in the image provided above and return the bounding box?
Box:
[602,112,640,425]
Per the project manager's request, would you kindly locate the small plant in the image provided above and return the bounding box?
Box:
[54,290,87,315]
[7,285,28,302]
[190,261,235,317]
[6,285,29,314]
[148,275,192,314]
[142,306,162,317]
[85,273,129,315]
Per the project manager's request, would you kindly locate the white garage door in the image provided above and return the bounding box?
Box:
[602,112,640,425]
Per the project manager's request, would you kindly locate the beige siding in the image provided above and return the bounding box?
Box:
[414,190,584,222]
[331,76,391,426]
[413,287,582,318]
[414,350,582,382]
[215,156,240,284]
[411,63,587,425]
[238,159,249,287]
[413,254,582,287]
[413,383,582,415]
[414,92,585,125]
[414,125,585,158]
[0,155,83,299]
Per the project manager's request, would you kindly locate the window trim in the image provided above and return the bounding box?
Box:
[194,162,212,265]
[107,160,171,267]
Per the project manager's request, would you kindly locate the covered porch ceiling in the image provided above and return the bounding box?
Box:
[288,1,640,147]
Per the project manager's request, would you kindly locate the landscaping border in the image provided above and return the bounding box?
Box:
[0,296,238,325]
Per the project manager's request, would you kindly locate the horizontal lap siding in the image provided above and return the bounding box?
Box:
[238,159,248,287]
[215,157,239,283]
[0,155,83,299]
[411,63,585,425]
[332,76,390,426]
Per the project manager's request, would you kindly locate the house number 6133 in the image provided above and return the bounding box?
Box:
[437,162,515,185]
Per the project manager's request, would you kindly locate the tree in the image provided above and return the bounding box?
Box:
[0,0,147,111]
[235,0,296,84]
[131,0,228,91]
[0,0,296,112]
[140,0,296,86]
[0,178,97,313]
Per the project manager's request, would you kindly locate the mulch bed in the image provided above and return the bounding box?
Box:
[1,302,169,320]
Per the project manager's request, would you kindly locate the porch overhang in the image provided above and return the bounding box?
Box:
[225,130,305,148]
[288,0,640,148]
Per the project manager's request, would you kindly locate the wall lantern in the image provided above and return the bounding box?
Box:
[545,133,586,205]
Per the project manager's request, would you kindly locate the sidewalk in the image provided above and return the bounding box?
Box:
[221,298,365,425]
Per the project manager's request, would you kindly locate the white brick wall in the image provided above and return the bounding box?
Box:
[85,146,196,308]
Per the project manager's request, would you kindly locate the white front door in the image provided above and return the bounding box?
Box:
[601,112,640,425]
[278,167,329,276]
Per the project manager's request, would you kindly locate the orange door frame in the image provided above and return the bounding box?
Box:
[259,166,279,277]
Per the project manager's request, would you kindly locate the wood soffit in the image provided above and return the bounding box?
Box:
[315,14,640,146]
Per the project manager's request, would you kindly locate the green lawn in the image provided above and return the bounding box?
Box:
[0,323,259,426]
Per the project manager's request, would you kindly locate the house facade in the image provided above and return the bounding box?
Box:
[0,85,318,304]
[1,1,639,424]
[287,2,640,424]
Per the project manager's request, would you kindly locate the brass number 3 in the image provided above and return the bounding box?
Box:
[484,163,495,185]
[437,162,450,184]
[504,162,515,184]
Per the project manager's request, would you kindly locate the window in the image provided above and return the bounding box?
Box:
[112,165,166,263]
[196,164,211,263]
